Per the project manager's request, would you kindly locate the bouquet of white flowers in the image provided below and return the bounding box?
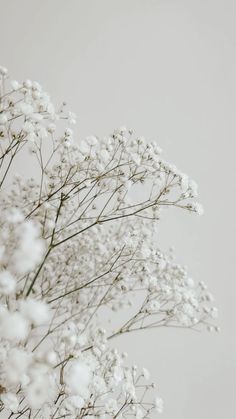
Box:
[0,66,218,418]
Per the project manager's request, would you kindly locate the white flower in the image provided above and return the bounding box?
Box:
[142,367,150,380]
[27,132,37,143]
[155,397,164,413]
[92,375,107,394]
[12,220,45,275]
[23,79,32,89]
[17,102,34,115]
[45,350,58,365]
[22,121,35,134]
[62,395,85,411]
[79,140,90,154]
[47,123,56,133]
[20,299,51,326]
[189,202,204,216]
[100,149,109,162]
[65,128,73,137]
[4,348,31,385]
[25,375,52,409]
[10,80,21,90]
[210,307,218,319]
[0,67,217,418]
[64,360,91,398]
[136,408,144,419]
[86,135,98,146]
[0,270,16,295]
[189,179,198,197]
[47,102,55,115]
[113,365,123,384]
[6,208,24,223]
[185,277,195,288]
[0,310,29,341]
[68,111,76,124]
[32,81,42,91]
[122,381,136,399]
[180,173,189,192]
[1,393,19,413]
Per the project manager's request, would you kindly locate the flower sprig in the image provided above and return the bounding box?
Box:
[0,66,217,419]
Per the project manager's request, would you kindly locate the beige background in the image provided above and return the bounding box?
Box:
[0,0,235,417]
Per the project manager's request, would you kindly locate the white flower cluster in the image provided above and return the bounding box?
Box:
[0,67,217,418]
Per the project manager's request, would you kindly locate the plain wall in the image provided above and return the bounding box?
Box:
[0,1,235,417]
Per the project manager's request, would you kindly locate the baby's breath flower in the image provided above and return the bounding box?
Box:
[0,270,16,295]
[0,67,217,419]
[155,397,164,413]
